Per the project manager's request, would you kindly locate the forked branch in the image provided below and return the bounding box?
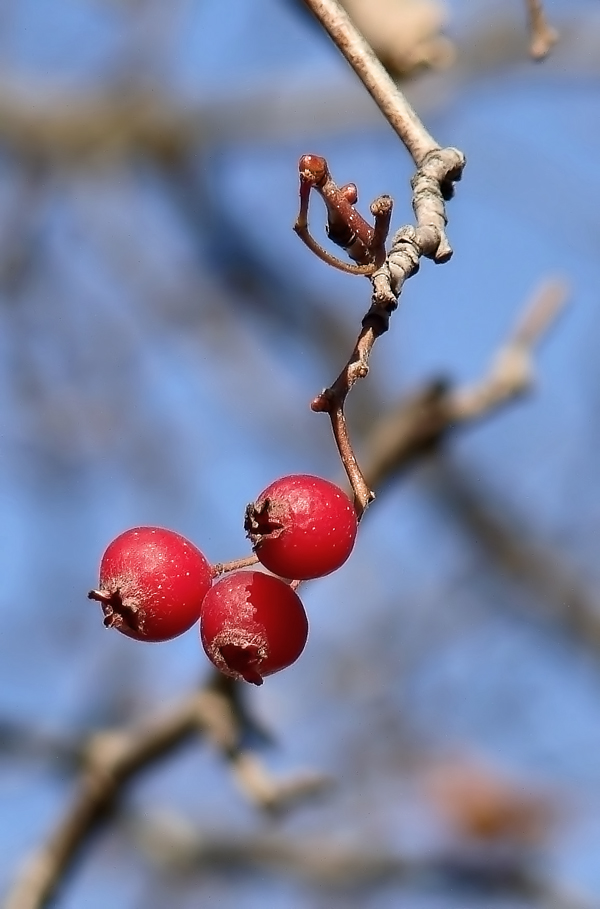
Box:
[298,145,464,514]
[296,3,465,510]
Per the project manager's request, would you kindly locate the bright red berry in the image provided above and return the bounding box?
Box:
[88,526,212,642]
[244,474,358,580]
[200,571,309,685]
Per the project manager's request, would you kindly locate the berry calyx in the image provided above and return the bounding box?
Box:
[200,571,309,685]
[88,526,212,642]
[244,474,358,580]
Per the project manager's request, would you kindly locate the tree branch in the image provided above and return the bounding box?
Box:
[301,0,439,165]
[310,142,465,513]
[295,4,465,509]
[3,674,329,909]
[131,815,594,908]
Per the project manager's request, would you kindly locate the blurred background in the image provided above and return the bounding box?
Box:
[0,0,600,906]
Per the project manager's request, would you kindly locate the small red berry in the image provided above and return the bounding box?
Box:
[200,571,309,685]
[88,526,212,642]
[244,474,357,580]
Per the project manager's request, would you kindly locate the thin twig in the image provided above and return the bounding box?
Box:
[312,324,378,514]
[301,0,439,166]
[330,402,374,512]
[212,554,258,576]
[525,0,559,60]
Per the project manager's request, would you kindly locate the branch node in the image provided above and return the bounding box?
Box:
[311,389,333,412]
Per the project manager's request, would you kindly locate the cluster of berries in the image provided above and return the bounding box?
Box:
[88,475,358,685]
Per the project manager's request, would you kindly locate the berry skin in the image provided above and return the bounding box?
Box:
[200,571,309,685]
[88,526,212,642]
[244,474,357,580]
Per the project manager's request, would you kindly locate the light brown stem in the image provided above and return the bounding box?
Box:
[301,0,439,165]
[212,554,259,576]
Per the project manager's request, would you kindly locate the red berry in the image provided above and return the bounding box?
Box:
[88,526,212,642]
[200,571,308,685]
[244,474,357,580]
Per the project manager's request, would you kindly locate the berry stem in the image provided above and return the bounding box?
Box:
[329,404,374,517]
[212,554,259,577]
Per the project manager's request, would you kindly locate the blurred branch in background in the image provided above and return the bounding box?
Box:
[338,0,455,75]
[525,0,559,59]
[128,808,592,909]
[425,456,600,653]
[359,281,600,664]
[361,279,569,488]
[3,673,330,909]
[0,6,594,169]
